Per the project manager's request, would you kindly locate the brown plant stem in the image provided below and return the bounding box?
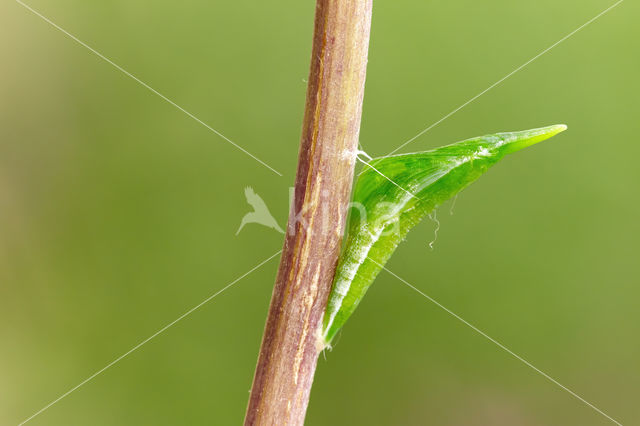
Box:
[244,1,373,425]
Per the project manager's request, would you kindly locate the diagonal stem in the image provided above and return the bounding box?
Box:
[244,1,373,424]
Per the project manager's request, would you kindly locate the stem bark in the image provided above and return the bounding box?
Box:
[244,1,372,424]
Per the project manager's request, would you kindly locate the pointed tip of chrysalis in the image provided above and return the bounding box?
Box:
[499,124,567,155]
[546,123,568,138]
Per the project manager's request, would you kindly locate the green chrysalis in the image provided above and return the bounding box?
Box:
[322,125,567,346]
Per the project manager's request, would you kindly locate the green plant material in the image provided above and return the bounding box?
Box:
[322,125,567,345]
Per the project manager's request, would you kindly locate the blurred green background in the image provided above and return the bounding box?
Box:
[1,0,638,425]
